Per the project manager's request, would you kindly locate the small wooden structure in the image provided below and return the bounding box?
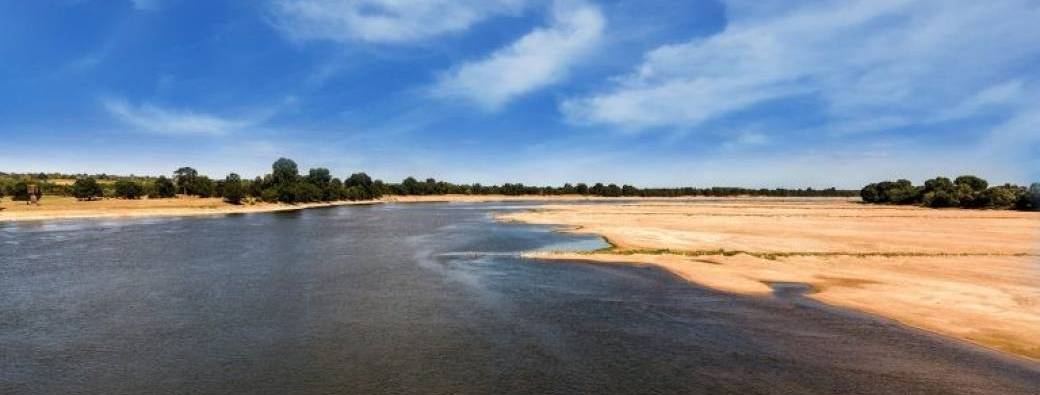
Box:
[27,184,39,205]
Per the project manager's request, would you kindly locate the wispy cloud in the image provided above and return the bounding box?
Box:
[268,0,527,44]
[562,0,1040,133]
[432,0,605,109]
[104,99,257,136]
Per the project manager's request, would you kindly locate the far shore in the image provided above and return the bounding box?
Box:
[0,194,857,222]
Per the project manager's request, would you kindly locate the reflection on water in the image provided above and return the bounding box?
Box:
[1,202,1038,394]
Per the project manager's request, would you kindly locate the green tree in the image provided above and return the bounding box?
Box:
[223,173,245,204]
[954,175,988,192]
[152,176,177,198]
[622,184,639,197]
[886,179,920,204]
[261,188,280,203]
[575,183,589,195]
[173,167,198,195]
[72,178,103,201]
[860,183,880,203]
[194,177,216,198]
[977,185,1024,209]
[113,180,144,199]
[9,181,31,201]
[272,158,299,186]
[346,172,375,199]
[401,177,419,195]
[295,182,322,202]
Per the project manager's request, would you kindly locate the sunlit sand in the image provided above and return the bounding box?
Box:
[500,198,1040,360]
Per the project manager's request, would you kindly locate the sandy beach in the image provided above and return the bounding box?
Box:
[499,199,1040,361]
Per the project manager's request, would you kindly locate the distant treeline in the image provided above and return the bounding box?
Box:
[2,157,860,205]
[861,176,1040,211]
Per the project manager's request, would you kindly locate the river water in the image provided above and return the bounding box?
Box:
[1,203,1037,394]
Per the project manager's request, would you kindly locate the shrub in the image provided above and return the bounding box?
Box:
[151,176,177,198]
[72,178,103,201]
[261,188,280,203]
[113,180,144,199]
[978,185,1024,210]
[860,183,880,203]
[223,173,244,204]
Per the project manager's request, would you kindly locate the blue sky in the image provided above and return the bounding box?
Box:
[1,0,1038,188]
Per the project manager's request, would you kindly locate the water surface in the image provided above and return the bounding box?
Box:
[2,203,1038,394]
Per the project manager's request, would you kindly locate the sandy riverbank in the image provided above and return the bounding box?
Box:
[0,196,378,222]
[498,199,1040,360]
[0,194,665,222]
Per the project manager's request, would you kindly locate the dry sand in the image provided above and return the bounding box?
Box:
[499,199,1040,361]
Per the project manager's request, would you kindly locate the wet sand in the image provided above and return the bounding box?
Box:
[499,199,1040,361]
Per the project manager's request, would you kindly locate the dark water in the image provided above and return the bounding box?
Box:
[1,203,1038,394]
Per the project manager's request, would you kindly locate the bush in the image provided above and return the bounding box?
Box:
[978,185,1024,210]
[261,188,280,203]
[860,183,880,203]
[295,182,323,202]
[113,180,144,199]
[194,177,215,198]
[151,176,177,198]
[72,178,103,201]
[223,173,245,204]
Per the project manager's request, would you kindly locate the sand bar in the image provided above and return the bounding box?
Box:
[499,199,1040,360]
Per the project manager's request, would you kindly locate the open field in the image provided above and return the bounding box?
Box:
[499,199,1040,360]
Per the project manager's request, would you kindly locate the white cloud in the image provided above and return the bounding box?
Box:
[269,0,526,44]
[104,99,254,136]
[562,0,1040,132]
[432,0,605,109]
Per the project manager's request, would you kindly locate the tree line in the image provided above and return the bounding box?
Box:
[861,176,1040,211]
[1,158,860,204]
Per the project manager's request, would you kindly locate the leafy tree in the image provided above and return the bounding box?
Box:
[194,177,216,198]
[249,176,265,198]
[307,168,332,186]
[954,175,988,192]
[223,173,245,204]
[886,179,919,204]
[622,184,639,197]
[9,181,30,201]
[345,186,366,201]
[860,183,880,203]
[113,180,144,199]
[954,175,988,207]
[921,177,958,207]
[575,183,589,195]
[152,176,177,198]
[977,185,1024,209]
[401,177,419,195]
[173,167,198,195]
[346,172,374,197]
[372,179,387,197]
[261,188,280,203]
[328,178,345,201]
[272,158,299,186]
[72,178,103,201]
[295,182,322,202]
